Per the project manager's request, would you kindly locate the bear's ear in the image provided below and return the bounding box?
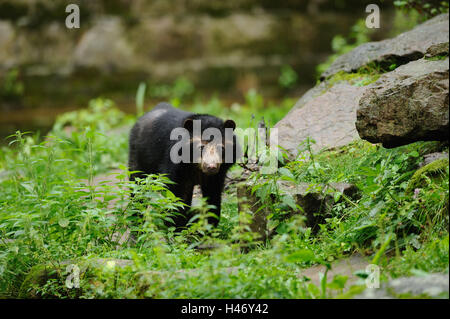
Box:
[224,120,236,131]
[183,118,194,132]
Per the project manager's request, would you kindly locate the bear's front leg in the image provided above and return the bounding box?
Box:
[167,180,195,230]
[201,176,225,228]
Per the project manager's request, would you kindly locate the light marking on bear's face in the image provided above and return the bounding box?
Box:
[188,127,233,174]
[200,142,224,175]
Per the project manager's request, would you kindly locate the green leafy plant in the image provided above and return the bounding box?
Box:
[278,65,298,90]
[1,68,24,101]
[394,0,449,19]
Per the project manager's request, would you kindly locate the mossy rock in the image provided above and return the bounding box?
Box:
[17,258,133,298]
[18,264,61,298]
[406,158,449,193]
[326,70,381,89]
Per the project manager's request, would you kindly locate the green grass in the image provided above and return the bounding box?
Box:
[425,54,449,61]
[0,96,448,299]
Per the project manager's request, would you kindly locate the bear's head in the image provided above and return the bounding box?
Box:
[183,116,238,175]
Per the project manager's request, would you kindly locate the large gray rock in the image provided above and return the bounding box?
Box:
[356,58,449,148]
[272,83,366,160]
[272,14,449,160]
[356,273,449,299]
[288,80,329,112]
[320,13,449,80]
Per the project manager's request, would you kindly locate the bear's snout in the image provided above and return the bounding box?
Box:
[201,162,220,175]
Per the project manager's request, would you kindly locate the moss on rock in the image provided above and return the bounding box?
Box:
[326,70,380,88]
[18,264,60,298]
[406,158,449,193]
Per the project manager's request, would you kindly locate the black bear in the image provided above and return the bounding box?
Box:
[128,102,240,229]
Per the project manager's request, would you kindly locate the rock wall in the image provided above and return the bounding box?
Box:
[0,0,393,105]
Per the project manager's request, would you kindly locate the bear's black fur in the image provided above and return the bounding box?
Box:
[128,102,239,229]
